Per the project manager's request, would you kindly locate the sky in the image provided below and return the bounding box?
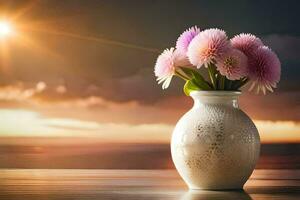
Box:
[0,0,299,145]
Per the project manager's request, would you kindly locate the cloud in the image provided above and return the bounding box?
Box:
[263,34,300,62]
[255,120,300,143]
[0,78,299,123]
[240,91,300,121]
[35,95,189,125]
[0,109,299,144]
[0,81,76,103]
[0,109,172,143]
[0,82,46,101]
[33,89,300,123]
[44,118,101,131]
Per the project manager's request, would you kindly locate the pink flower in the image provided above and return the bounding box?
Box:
[154,48,190,89]
[187,28,230,68]
[248,46,281,94]
[176,26,200,55]
[216,49,248,80]
[231,33,263,57]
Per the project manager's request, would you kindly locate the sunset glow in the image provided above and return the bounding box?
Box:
[0,109,299,144]
[0,1,298,172]
[0,21,12,37]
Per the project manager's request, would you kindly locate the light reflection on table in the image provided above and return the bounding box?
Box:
[0,169,299,200]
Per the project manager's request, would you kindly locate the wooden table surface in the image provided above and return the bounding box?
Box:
[0,169,299,200]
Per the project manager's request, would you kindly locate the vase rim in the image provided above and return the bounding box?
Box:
[190,90,241,97]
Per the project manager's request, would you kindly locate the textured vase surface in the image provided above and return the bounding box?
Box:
[171,91,260,190]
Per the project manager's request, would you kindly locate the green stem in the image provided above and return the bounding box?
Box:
[207,63,217,89]
[226,80,232,90]
[175,71,189,81]
[232,78,249,90]
[239,78,249,89]
[219,75,225,90]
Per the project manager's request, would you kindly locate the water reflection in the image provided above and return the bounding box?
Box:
[181,190,252,200]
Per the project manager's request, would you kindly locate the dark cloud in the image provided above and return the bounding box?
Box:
[0,0,299,121]
[263,35,300,62]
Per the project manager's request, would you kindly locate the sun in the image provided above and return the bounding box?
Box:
[0,21,13,37]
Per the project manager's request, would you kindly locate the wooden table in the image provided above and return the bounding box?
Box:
[0,169,299,199]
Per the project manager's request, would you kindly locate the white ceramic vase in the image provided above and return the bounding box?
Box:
[171,91,260,190]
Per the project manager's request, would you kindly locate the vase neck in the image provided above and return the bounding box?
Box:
[190,91,241,108]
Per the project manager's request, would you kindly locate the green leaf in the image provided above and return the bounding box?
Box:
[184,80,200,96]
[180,67,212,90]
[191,79,210,90]
[218,74,225,90]
[225,79,233,90]
[180,67,203,80]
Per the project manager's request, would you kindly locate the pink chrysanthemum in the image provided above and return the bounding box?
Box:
[248,46,281,94]
[187,28,230,68]
[154,48,190,89]
[176,26,200,55]
[231,33,263,57]
[216,49,248,80]
[173,49,192,67]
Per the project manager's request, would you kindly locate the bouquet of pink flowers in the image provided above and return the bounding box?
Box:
[154,27,281,95]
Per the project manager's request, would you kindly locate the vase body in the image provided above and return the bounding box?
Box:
[171,91,260,190]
